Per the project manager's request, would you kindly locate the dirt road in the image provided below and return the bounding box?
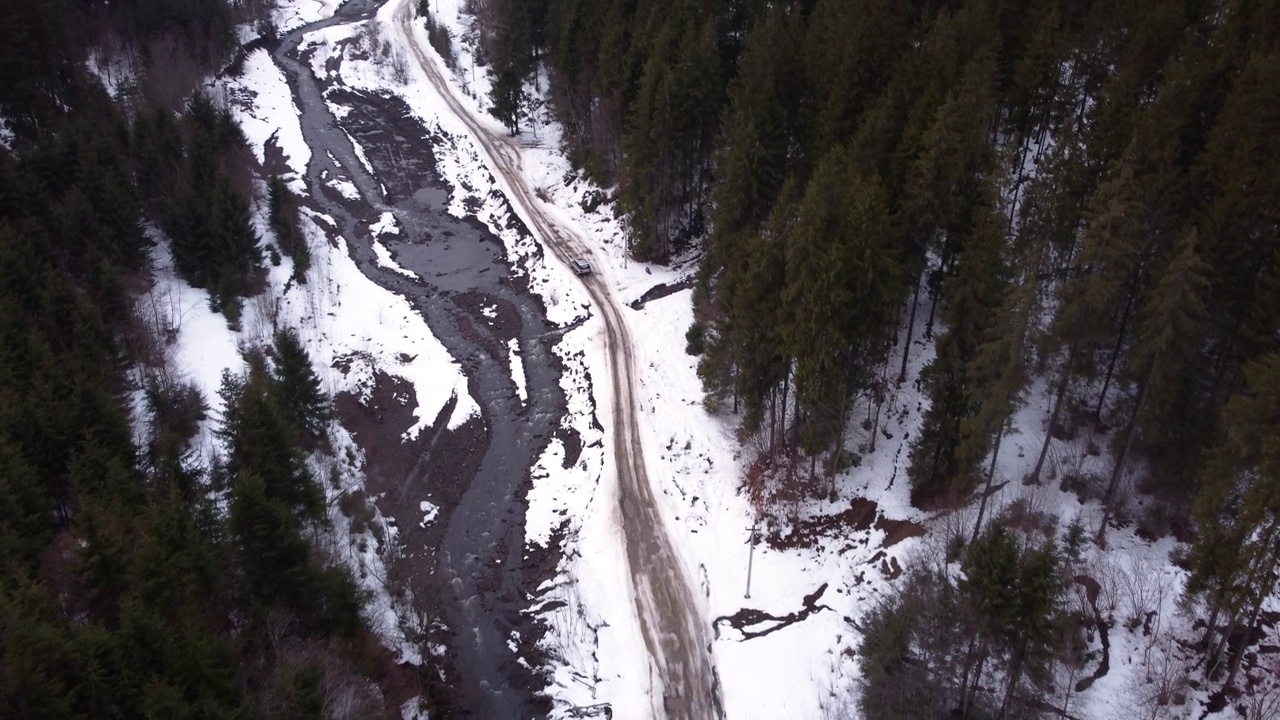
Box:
[390,1,722,717]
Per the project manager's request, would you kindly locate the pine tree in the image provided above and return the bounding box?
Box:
[1196,47,1280,390]
[896,50,996,380]
[1096,228,1211,542]
[1187,353,1280,687]
[229,469,315,607]
[268,175,310,282]
[218,364,323,521]
[704,7,792,268]
[271,327,331,440]
[490,0,533,134]
[783,150,900,486]
[909,196,1009,506]
[620,10,723,261]
[806,0,913,155]
[958,524,1067,716]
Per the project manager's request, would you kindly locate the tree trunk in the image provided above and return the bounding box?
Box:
[1221,523,1280,686]
[1094,272,1140,421]
[762,384,773,450]
[964,651,989,718]
[780,370,791,451]
[899,272,923,383]
[925,278,941,341]
[1030,342,1077,484]
[870,391,884,454]
[997,647,1027,720]
[1202,590,1225,651]
[970,423,1006,545]
[1225,583,1269,690]
[828,370,852,498]
[1096,364,1154,547]
[1209,612,1239,680]
[957,637,980,718]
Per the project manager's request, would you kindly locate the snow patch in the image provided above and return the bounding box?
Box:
[85,48,136,100]
[274,0,343,34]
[418,500,440,528]
[371,238,417,279]
[507,338,527,404]
[370,211,401,236]
[221,49,310,189]
[326,175,361,200]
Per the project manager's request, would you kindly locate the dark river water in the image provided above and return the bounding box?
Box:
[273,2,566,716]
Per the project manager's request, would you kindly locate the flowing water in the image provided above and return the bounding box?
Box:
[274,4,564,715]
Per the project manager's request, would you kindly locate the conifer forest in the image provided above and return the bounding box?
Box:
[0,0,394,716]
[2,0,1280,717]
[482,0,1280,715]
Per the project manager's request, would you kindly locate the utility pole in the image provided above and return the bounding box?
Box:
[744,518,758,599]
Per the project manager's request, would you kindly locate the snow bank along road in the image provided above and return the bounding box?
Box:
[390,1,724,717]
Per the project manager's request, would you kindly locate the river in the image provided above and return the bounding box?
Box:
[273,2,566,715]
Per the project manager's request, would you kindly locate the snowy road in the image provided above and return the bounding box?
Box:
[389,1,723,717]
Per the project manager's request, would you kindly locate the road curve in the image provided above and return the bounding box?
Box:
[388,1,723,717]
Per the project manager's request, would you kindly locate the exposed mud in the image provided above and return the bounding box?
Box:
[628,277,696,310]
[713,584,832,641]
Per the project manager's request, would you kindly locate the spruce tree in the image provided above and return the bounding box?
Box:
[1188,353,1280,687]
[783,150,900,485]
[909,197,1009,506]
[268,175,310,282]
[271,327,331,440]
[218,364,322,521]
[490,0,533,134]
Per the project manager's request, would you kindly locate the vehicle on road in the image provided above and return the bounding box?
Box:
[570,258,592,276]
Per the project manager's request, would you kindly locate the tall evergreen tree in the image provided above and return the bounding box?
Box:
[1188,353,1280,687]
[489,0,533,133]
[910,196,1010,505]
[268,175,310,282]
[783,150,900,485]
[271,327,331,440]
[217,364,323,522]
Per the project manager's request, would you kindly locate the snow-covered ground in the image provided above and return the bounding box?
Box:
[274,0,345,33]
[101,0,1274,716]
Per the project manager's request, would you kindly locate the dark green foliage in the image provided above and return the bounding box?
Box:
[856,570,951,718]
[909,197,1010,505]
[0,0,78,139]
[271,327,332,439]
[784,153,902,461]
[684,321,706,356]
[268,175,311,282]
[620,10,724,261]
[857,525,1074,719]
[218,363,324,522]
[133,94,264,326]
[0,8,382,714]
[421,6,457,69]
[489,0,534,133]
[168,158,263,324]
[1188,354,1280,680]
